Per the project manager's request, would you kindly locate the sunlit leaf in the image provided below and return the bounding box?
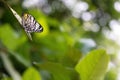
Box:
[22,67,41,80]
[75,49,110,80]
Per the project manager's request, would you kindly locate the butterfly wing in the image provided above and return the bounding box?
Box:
[22,13,43,40]
[22,13,43,33]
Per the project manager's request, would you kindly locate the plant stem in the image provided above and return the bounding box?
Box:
[0,52,21,80]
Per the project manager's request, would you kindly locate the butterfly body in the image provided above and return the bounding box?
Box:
[22,13,43,40]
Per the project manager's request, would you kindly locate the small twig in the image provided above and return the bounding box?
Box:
[1,0,22,25]
[1,0,32,40]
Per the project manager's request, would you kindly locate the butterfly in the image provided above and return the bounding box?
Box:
[22,13,43,40]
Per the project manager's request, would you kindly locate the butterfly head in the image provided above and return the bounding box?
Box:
[22,13,28,20]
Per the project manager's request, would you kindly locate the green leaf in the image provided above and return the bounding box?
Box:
[75,49,110,80]
[104,68,117,80]
[61,47,82,67]
[38,62,71,80]
[0,24,26,50]
[22,67,41,80]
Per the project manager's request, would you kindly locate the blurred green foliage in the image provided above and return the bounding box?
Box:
[75,49,109,80]
[0,0,119,80]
